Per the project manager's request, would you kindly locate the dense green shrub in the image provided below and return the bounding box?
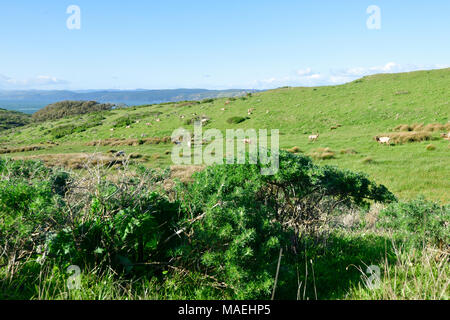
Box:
[47,192,180,273]
[378,198,449,248]
[173,151,395,298]
[32,101,113,122]
[113,115,135,128]
[0,108,31,132]
[0,164,63,270]
[227,116,248,124]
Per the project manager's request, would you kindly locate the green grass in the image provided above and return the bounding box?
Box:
[1,68,449,202]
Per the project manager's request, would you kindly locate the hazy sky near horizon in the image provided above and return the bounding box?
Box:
[0,0,449,90]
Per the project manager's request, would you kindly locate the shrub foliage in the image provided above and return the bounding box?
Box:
[3,152,447,300]
[32,101,113,122]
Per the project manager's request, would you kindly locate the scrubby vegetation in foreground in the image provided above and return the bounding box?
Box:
[0,152,448,300]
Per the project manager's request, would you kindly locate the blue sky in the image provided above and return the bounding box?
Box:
[0,0,449,90]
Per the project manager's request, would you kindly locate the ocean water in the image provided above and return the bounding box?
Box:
[0,101,51,114]
[0,100,159,114]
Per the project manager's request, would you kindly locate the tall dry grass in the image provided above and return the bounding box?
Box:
[375,131,432,144]
[393,122,450,133]
[348,244,449,300]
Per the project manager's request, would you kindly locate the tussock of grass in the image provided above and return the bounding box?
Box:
[309,147,335,160]
[169,165,204,183]
[330,124,342,130]
[226,116,247,124]
[12,153,129,169]
[376,132,432,144]
[340,148,358,155]
[287,146,301,153]
[362,157,375,164]
[394,122,450,132]
[86,137,172,147]
[0,145,46,154]
[151,153,161,160]
[394,90,410,95]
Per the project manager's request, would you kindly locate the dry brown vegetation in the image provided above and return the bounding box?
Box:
[340,148,358,155]
[86,136,172,147]
[0,145,48,154]
[287,146,301,153]
[330,124,342,130]
[362,157,375,164]
[309,147,335,160]
[12,153,130,169]
[170,165,204,183]
[393,122,450,132]
[375,131,433,144]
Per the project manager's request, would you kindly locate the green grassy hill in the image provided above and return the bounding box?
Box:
[1,68,449,202]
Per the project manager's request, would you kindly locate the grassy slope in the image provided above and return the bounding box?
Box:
[1,68,449,202]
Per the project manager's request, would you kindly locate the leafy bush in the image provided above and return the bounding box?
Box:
[33,101,113,122]
[173,151,395,298]
[0,163,63,271]
[47,192,180,273]
[113,116,135,128]
[227,116,247,124]
[378,198,449,248]
[0,108,31,132]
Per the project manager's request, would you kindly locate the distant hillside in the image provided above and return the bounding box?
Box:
[1,68,449,201]
[0,108,31,132]
[32,101,114,122]
[0,88,256,105]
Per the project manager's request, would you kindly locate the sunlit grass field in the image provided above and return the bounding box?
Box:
[1,68,449,202]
